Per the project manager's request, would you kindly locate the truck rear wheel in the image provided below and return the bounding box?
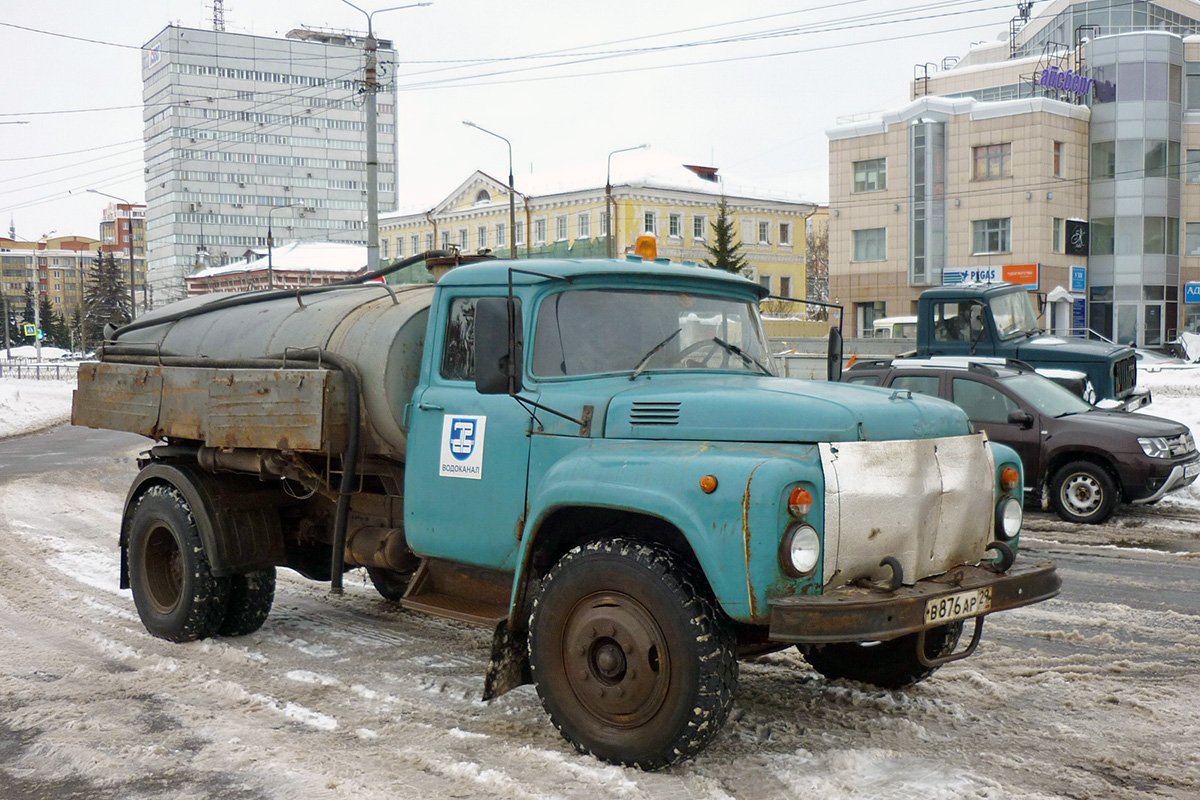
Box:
[800,622,963,689]
[127,484,230,643]
[219,569,276,636]
[528,539,737,770]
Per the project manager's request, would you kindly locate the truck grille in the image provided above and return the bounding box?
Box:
[1113,355,1137,396]
[629,401,681,426]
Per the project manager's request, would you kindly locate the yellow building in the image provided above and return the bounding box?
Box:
[381,154,821,299]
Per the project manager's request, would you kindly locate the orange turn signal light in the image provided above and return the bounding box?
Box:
[788,487,813,518]
[1001,466,1020,491]
[700,475,718,494]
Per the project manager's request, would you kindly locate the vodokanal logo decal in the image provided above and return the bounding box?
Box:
[440,415,486,479]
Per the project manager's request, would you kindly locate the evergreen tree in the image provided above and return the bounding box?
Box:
[70,307,84,353]
[702,196,749,276]
[38,296,69,348]
[83,252,131,344]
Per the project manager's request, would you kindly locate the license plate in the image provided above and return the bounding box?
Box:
[924,587,992,625]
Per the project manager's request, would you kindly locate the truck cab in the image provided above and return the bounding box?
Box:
[915,282,1142,406]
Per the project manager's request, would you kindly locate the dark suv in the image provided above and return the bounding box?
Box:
[842,358,1199,524]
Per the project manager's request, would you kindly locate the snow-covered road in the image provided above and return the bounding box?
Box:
[1,368,1198,798]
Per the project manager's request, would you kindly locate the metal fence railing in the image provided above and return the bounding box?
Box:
[0,362,81,381]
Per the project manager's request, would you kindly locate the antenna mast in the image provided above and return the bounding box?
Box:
[212,0,226,31]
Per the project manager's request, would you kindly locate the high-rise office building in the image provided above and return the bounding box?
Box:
[141,25,397,306]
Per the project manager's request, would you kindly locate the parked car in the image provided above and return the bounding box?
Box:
[842,358,1199,524]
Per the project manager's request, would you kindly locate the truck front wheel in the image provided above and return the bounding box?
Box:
[800,622,963,689]
[127,484,231,642]
[528,539,738,770]
[1050,460,1117,524]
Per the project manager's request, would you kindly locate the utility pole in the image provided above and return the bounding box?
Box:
[341,1,431,273]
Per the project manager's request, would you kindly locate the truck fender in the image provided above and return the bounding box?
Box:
[120,462,286,587]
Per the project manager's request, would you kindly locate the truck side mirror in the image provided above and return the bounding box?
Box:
[474,297,523,395]
[826,327,843,382]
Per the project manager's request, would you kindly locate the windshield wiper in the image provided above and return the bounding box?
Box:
[712,336,773,376]
[630,328,682,380]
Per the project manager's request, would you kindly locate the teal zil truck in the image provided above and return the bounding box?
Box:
[72,255,1059,769]
[914,282,1142,406]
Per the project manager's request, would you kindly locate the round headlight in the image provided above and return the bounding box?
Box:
[781,523,821,577]
[996,496,1022,540]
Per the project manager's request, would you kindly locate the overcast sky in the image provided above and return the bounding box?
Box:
[0,0,1029,242]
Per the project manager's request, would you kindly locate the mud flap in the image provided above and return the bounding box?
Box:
[482,619,531,700]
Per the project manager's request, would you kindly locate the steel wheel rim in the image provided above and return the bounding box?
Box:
[143,524,184,614]
[561,591,670,729]
[1062,473,1103,515]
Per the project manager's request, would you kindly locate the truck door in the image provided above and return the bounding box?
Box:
[404,295,534,571]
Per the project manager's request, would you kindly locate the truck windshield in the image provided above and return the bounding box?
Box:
[989,290,1040,340]
[532,288,775,377]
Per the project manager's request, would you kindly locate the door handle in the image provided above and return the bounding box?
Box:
[417,401,444,411]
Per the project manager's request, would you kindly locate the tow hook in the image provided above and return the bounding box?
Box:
[985,540,1016,573]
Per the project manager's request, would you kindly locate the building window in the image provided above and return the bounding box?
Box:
[643,212,656,234]
[668,213,681,238]
[515,221,525,246]
[441,231,450,249]
[555,215,568,241]
[757,221,770,244]
[457,228,468,248]
[693,215,706,240]
[477,225,487,249]
[474,189,491,205]
[972,218,1011,254]
[852,227,886,261]
[600,211,609,238]
[396,236,404,257]
[1186,223,1200,256]
[1052,218,1064,253]
[780,275,792,297]
[758,275,771,291]
[577,212,590,239]
[779,222,791,245]
[1091,141,1115,179]
[381,238,389,260]
[1090,218,1114,256]
[1053,141,1063,177]
[1187,150,1200,183]
[1145,140,1180,178]
[414,235,422,254]
[535,219,547,245]
[1143,217,1179,255]
[852,158,886,192]
[496,223,506,250]
[973,143,1011,180]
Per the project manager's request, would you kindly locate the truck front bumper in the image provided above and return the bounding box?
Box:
[767,561,1060,644]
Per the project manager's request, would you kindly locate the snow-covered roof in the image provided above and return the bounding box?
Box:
[189,241,367,279]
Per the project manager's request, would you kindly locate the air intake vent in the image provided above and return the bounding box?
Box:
[630,401,681,426]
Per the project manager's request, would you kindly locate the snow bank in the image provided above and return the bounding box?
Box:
[0,379,74,438]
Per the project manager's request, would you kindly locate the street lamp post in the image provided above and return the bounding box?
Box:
[606,144,648,259]
[267,203,302,289]
[87,188,139,319]
[340,1,432,272]
[463,120,516,259]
